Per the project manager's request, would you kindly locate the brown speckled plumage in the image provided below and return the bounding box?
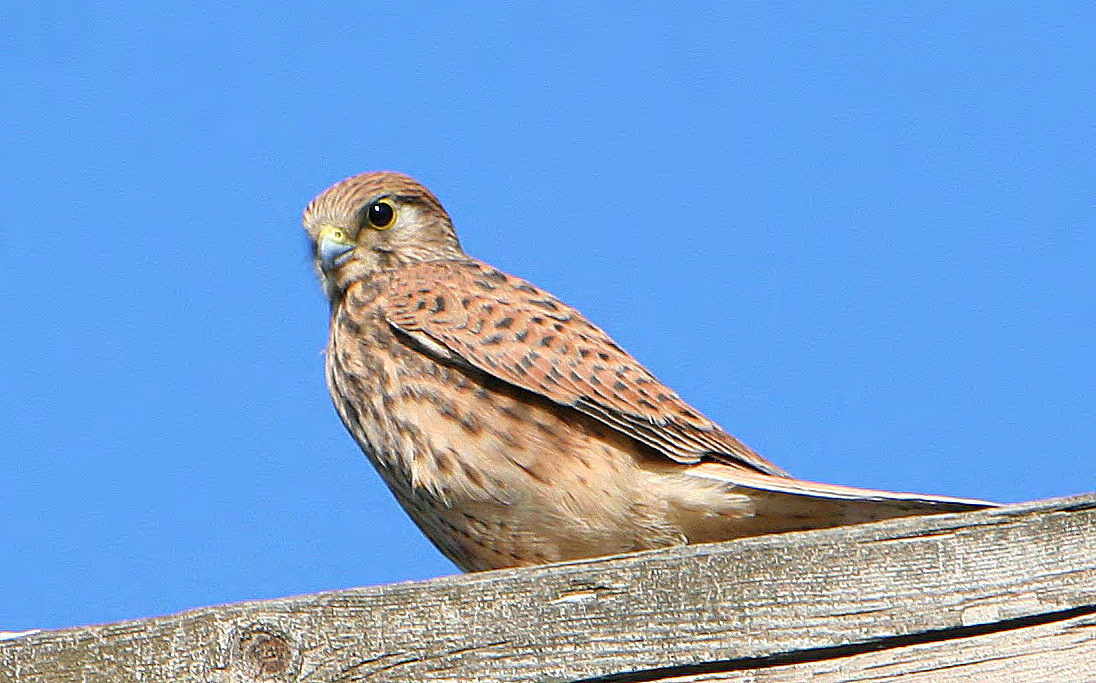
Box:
[304,171,996,571]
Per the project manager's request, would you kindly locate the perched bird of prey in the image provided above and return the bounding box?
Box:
[304,171,996,571]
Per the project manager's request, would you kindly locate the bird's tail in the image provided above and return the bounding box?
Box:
[675,463,998,541]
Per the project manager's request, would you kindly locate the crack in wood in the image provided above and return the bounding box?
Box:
[334,640,515,680]
[333,651,415,681]
[858,649,1029,679]
[859,524,991,544]
[1049,500,1096,513]
[419,640,515,670]
[571,605,1096,683]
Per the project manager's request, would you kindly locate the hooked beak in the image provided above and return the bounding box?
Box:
[316,225,357,276]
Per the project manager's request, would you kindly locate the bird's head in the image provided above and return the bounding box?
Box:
[303,171,465,301]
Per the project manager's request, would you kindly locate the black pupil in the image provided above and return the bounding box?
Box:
[369,201,394,227]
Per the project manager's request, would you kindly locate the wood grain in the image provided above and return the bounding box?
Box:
[3,493,1093,682]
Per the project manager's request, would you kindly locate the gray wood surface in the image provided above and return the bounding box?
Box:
[3,493,1093,683]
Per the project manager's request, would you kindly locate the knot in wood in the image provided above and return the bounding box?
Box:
[238,628,292,678]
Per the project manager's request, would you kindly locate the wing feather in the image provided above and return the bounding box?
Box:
[383,259,789,477]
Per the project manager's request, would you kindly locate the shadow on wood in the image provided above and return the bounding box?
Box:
[3,493,1094,682]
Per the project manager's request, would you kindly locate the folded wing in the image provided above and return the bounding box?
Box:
[383,259,789,477]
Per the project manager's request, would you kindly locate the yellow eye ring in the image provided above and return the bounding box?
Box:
[365,198,397,230]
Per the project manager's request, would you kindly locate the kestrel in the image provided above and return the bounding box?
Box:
[304,171,996,571]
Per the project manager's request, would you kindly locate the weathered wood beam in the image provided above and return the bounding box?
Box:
[3,493,1093,682]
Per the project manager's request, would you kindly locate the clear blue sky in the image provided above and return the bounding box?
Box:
[2,4,1091,631]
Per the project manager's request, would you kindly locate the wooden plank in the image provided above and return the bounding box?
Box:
[2,493,1093,683]
[652,611,1096,682]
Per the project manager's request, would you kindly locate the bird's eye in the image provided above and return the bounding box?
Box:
[365,199,396,230]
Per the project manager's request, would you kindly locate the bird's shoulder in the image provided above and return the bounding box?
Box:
[380,258,662,405]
